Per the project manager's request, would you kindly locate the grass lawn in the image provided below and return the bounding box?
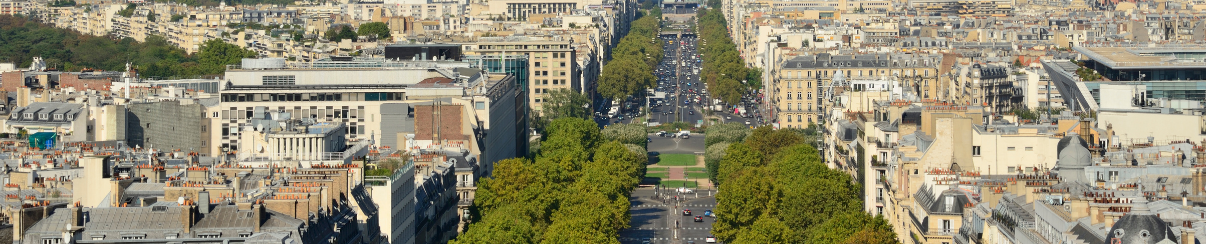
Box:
[645,172,668,179]
[685,167,706,172]
[686,172,709,179]
[659,180,699,188]
[657,154,697,166]
[646,167,668,172]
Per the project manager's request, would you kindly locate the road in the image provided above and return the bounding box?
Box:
[651,33,707,126]
[620,188,719,244]
[647,133,705,154]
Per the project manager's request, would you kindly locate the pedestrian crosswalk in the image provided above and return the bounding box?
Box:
[682,204,715,208]
[624,227,671,231]
[632,204,668,208]
[680,227,712,230]
[619,237,673,241]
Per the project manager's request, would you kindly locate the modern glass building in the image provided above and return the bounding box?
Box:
[1044,46,1206,111]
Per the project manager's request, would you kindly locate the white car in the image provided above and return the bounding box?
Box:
[706,236,717,243]
[677,187,694,194]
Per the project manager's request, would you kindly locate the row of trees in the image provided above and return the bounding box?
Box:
[597,10,663,101]
[452,118,647,243]
[697,8,760,105]
[323,22,392,42]
[708,126,898,244]
[0,15,257,79]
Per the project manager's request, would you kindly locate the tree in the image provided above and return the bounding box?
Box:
[196,39,257,74]
[704,142,729,184]
[716,143,762,186]
[743,126,803,162]
[357,22,391,39]
[536,89,591,131]
[602,123,647,148]
[712,167,779,243]
[806,211,896,244]
[704,122,750,147]
[146,12,156,21]
[598,58,656,100]
[324,25,356,42]
[733,217,793,244]
[451,204,539,244]
[170,14,185,22]
[117,3,135,17]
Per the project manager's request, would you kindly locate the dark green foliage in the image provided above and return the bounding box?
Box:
[170,14,186,22]
[710,126,899,244]
[697,8,755,105]
[453,118,646,244]
[117,4,135,17]
[0,15,258,79]
[146,12,156,21]
[324,25,357,42]
[49,0,76,7]
[357,22,390,39]
[534,89,591,133]
[597,11,662,100]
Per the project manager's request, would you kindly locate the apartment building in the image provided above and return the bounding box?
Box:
[463,38,579,114]
[776,54,941,128]
[0,0,26,15]
[486,0,605,21]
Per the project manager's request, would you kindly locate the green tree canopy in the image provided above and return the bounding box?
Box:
[196,39,258,74]
[324,25,357,42]
[536,89,591,131]
[705,122,750,147]
[602,123,647,148]
[357,22,391,39]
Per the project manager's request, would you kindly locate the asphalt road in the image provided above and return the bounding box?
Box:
[620,188,719,244]
[651,34,706,126]
[647,133,706,154]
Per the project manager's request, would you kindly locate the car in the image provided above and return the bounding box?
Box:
[694,216,703,222]
[683,209,691,216]
[704,210,713,217]
[705,236,716,243]
[689,111,694,115]
[656,131,667,137]
[726,116,731,120]
[745,120,751,125]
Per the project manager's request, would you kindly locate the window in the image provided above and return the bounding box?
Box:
[797,93,802,99]
[972,146,981,156]
[1109,171,1119,181]
[1008,166,1016,173]
[38,113,47,120]
[1007,147,1016,151]
[553,80,559,85]
[534,62,541,67]
[54,114,62,120]
[787,92,793,100]
[202,125,206,132]
[475,102,485,110]
[213,112,219,118]
[560,62,566,67]
[534,99,541,103]
[262,75,296,85]
[534,89,541,94]
[42,238,62,244]
[808,92,812,99]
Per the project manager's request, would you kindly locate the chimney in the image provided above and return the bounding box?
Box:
[181,204,195,234]
[253,202,264,232]
[1184,227,1197,244]
[71,203,83,228]
[198,191,210,214]
[234,176,242,200]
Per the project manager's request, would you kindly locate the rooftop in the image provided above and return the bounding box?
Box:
[1076,46,1206,69]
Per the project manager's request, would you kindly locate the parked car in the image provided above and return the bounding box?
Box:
[656,131,667,137]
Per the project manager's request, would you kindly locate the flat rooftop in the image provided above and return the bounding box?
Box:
[1076,46,1206,69]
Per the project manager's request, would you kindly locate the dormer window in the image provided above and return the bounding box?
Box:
[38,114,47,120]
[67,114,73,120]
[54,114,62,121]
[23,113,32,119]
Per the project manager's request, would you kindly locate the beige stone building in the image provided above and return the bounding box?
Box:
[462,38,578,114]
[775,54,941,128]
